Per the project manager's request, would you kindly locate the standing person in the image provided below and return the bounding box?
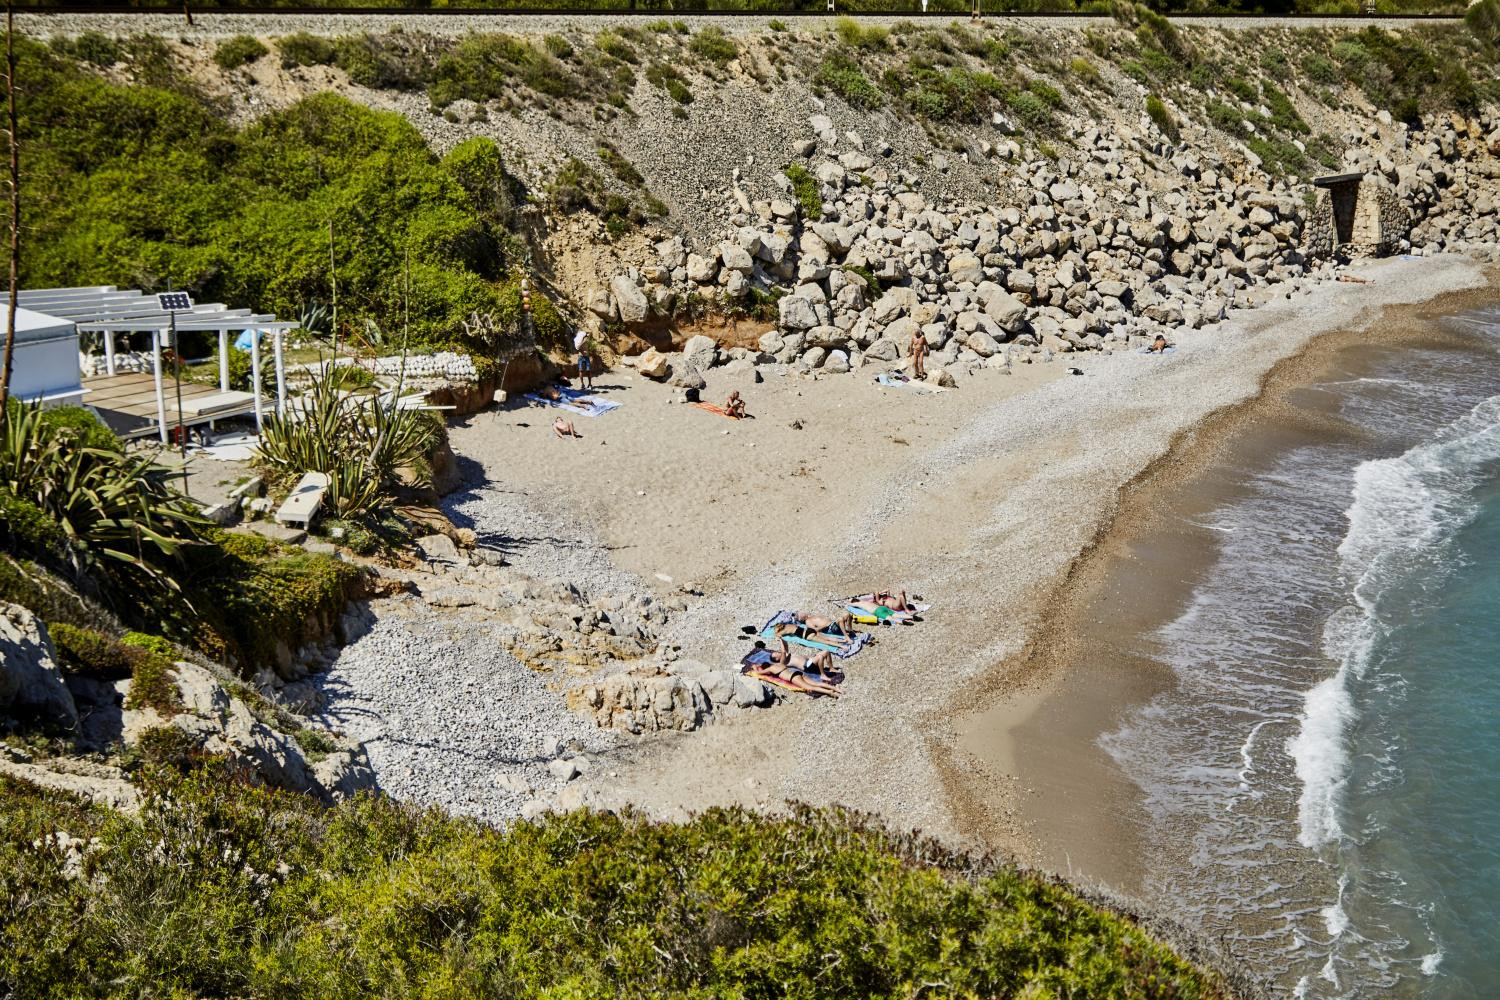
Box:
[573,329,594,391]
[910,328,929,381]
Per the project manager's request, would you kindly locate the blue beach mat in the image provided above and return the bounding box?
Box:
[525,386,621,417]
[1136,346,1177,356]
[757,611,871,659]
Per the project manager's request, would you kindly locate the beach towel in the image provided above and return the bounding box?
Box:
[1136,346,1177,356]
[692,402,744,419]
[842,594,931,624]
[875,372,947,393]
[524,386,621,417]
[757,611,871,659]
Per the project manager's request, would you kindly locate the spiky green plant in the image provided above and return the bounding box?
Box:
[0,401,203,594]
[257,368,438,520]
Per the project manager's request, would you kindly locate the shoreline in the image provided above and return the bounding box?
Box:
[539,254,1493,847]
[940,275,1500,895]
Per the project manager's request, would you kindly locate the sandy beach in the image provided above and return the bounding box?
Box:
[441,254,1492,873]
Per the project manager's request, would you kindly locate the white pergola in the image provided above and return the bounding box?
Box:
[16,285,299,441]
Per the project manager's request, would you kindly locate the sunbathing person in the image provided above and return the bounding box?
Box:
[725,390,746,419]
[751,640,842,696]
[855,590,913,612]
[553,417,580,439]
[540,384,564,402]
[1148,334,1171,353]
[791,611,858,644]
[771,626,842,676]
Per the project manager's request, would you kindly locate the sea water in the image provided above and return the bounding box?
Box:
[1102,303,1500,997]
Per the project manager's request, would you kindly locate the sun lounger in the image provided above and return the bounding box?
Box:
[275,471,329,527]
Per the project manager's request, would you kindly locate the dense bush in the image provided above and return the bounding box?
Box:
[16,38,554,351]
[257,370,440,519]
[212,35,268,71]
[0,769,1237,999]
[276,32,337,69]
[1,400,202,597]
[817,51,885,109]
[46,623,182,714]
[427,34,570,108]
[690,26,739,65]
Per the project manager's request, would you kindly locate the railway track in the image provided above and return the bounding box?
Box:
[12,3,1467,20]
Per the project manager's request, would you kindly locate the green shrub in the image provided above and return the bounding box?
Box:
[1259,47,1289,76]
[0,771,1236,998]
[133,724,201,773]
[333,32,432,90]
[1262,83,1309,134]
[817,52,884,110]
[257,370,438,520]
[1246,136,1308,178]
[768,19,788,32]
[1207,99,1247,138]
[645,19,672,33]
[1145,94,1178,141]
[212,35,268,71]
[783,163,823,219]
[276,32,334,68]
[835,15,889,51]
[597,143,644,187]
[543,33,573,59]
[1069,56,1102,86]
[36,404,119,453]
[1304,52,1340,85]
[428,34,569,108]
[690,26,738,65]
[596,30,639,64]
[1469,0,1500,46]
[1225,76,1258,104]
[46,622,141,679]
[48,623,181,714]
[0,491,66,561]
[1006,91,1055,132]
[645,61,693,104]
[51,31,121,67]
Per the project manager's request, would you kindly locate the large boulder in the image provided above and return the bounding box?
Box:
[637,349,670,380]
[681,335,718,373]
[982,288,1028,333]
[719,244,755,275]
[0,604,77,727]
[610,275,651,324]
[778,295,820,331]
[686,253,719,284]
[864,338,900,363]
[823,349,851,374]
[948,253,984,285]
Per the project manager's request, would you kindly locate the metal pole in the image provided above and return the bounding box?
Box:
[218,329,229,391]
[273,329,286,417]
[151,330,168,445]
[104,330,116,375]
[249,329,263,434]
[171,308,186,457]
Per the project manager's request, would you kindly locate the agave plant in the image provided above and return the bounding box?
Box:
[257,368,438,520]
[0,401,204,594]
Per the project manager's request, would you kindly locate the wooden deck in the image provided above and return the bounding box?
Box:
[82,372,258,439]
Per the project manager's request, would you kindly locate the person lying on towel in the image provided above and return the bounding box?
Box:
[750,640,842,697]
[791,611,858,643]
[725,390,746,419]
[771,627,843,677]
[1148,334,1172,354]
[851,590,915,614]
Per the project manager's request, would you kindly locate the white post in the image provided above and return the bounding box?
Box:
[151,330,168,445]
[273,330,286,418]
[249,329,264,434]
[218,329,230,392]
[103,330,116,375]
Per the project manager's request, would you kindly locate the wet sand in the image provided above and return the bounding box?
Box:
[948,279,1500,897]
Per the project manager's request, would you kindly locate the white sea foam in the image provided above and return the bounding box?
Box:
[1290,395,1500,851]
[1421,949,1443,975]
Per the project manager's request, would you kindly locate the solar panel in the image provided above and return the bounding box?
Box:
[156,291,193,312]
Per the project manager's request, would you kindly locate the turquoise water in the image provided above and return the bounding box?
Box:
[1102,303,1500,997]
